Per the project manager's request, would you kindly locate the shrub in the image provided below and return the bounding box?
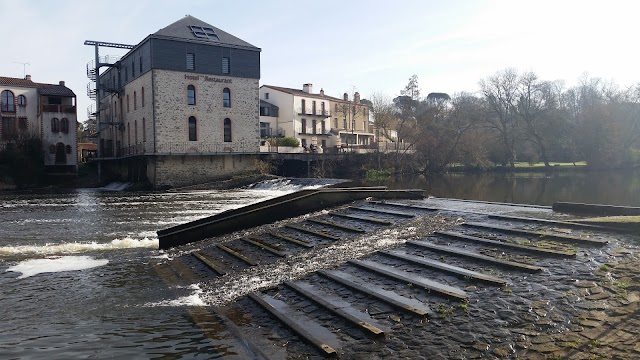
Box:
[268,137,300,147]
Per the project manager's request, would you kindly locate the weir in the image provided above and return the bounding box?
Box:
[157,187,424,249]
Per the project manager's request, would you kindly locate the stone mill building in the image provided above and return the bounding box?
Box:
[88,15,261,188]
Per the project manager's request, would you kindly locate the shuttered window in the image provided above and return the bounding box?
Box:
[186,53,195,71]
[222,57,230,74]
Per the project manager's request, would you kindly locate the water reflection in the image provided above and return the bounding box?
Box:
[372,170,640,206]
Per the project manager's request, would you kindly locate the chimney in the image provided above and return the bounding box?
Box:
[354,92,360,103]
[302,83,313,94]
[59,81,65,86]
[343,92,349,101]
[320,88,324,96]
[25,75,32,81]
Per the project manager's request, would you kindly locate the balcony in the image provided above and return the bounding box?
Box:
[295,107,330,117]
[42,105,76,114]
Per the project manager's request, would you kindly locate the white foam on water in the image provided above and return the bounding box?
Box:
[144,284,206,307]
[0,237,158,256]
[6,256,109,278]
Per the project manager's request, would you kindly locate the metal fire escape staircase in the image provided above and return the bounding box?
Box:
[84,40,134,138]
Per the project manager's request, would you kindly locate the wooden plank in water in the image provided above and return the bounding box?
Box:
[248,293,338,357]
[349,206,415,218]
[462,222,608,245]
[349,259,469,301]
[367,200,439,211]
[307,218,366,233]
[380,250,507,286]
[329,213,394,225]
[268,231,314,248]
[408,240,543,272]
[217,244,259,266]
[192,251,229,276]
[553,201,640,216]
[284,281,385,337]
[318,270,433,316]
[241,237,287,257]
[284,224,341,241]
[436,231,577,257]
[488,214,630,233]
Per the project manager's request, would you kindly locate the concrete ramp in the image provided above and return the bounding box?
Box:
[157,187,424,249]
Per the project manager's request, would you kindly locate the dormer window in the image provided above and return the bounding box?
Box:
[189,25,220,41]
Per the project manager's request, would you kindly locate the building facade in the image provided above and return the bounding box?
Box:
[0,76,78,173]
[92,15,261,188]
[259,84,373,152]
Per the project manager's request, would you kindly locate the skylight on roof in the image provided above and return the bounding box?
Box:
[189,26,220,41]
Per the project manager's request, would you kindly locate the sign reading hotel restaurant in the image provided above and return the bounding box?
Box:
[184,74,232,83]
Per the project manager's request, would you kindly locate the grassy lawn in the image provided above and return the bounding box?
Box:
[513,161,587,168]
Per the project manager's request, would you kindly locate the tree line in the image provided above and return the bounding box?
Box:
[367,70,640,173]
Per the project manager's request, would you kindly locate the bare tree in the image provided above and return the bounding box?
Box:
[514,71,552,168]
[479,68,520,169]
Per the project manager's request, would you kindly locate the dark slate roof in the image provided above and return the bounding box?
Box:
[0,76,75,97]
[262,85,342,101]
[38,85,76,97]
[152,15,260,51]
[260,99,278,110]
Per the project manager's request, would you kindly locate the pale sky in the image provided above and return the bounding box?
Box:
[1,0,638,123]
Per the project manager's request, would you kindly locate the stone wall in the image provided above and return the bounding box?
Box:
[153,69,259,150]
[149,154,258,188]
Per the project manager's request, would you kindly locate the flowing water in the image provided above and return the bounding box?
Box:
[0,179,341,359]
[1,171,638,358]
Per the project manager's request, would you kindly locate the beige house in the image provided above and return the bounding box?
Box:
[1,75,78,173]
[259,84,373,153]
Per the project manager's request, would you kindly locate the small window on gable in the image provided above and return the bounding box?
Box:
[186,53,195,71]
[265,93,269,100]
[223,118,232,142]
[139,55,143,73]
[132,59,135,77]
[141,87,145,107]
[187,85,196,105]
[188,116,197,141]
[51,118,60,132]
[222,57,230,74]
[223,88,231,107]
[17,95,27,107]
[61,118,69,133]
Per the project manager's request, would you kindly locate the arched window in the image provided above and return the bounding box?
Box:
[141,87,145,107]
[61,118,69,133]
[1,90,15,112]
[55,142,66,164]
[17,95,27,107]
[187,85,196,105]
[51,118,60,132]
[188,116,197,141]
[134,91,137,110]
[223,118,232,142]
[223,88,231,107]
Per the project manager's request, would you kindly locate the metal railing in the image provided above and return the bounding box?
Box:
[42,105,76,113]
[295,107,330,117]
[155,141,259,154]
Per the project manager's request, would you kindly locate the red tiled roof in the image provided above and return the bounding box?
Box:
[0,76,75,97]
[262,85,343,102]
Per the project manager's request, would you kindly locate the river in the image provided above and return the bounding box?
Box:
[0,172,637,358]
